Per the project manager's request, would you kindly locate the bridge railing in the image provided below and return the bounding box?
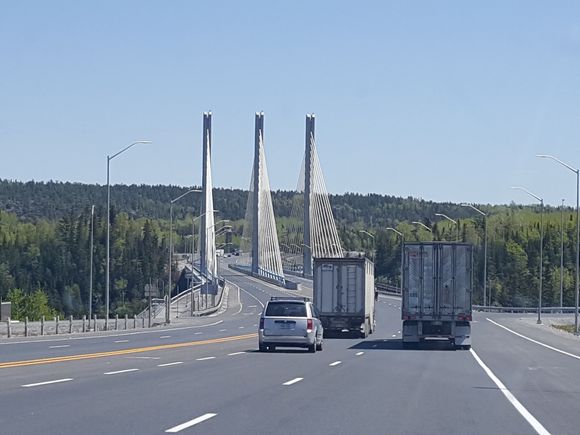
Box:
[375,281,402,296]
[474,305,579,313]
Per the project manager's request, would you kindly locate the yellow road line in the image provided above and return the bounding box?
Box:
[0,333,257,369]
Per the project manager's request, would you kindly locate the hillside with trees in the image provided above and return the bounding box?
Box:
[0,179,573,319]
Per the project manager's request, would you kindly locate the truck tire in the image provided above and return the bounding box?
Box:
[268,345,276,352]
[259,343,267,352]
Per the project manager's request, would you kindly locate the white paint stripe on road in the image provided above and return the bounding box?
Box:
[196,357,216,361]
[158,362,183,367]
[219,329,227,332]
[0,320,224,346]
[104,369,139,375]
[487,318,580,361]
[238,286,265,308]
[114,340,129,343]
[22,378,73,388]
[249,305,257,308]
[283,377,303,386]
[125,356,160,360]
[329,361,342,367]
[470,349,549,435]
[159,336,171,339]
[228,351,245,356]
[49,345,70,349]
[165,413,217,433]
[194,332,203,335]
[355,351,364,356]
[238,326,245,329]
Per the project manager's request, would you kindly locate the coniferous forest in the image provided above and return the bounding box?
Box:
[0,179,575,319]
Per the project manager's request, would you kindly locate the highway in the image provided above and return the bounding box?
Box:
[1,269,580,434]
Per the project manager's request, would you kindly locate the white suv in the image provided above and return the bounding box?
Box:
[258,297,323,353]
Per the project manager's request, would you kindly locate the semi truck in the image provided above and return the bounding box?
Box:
[313,255,375,338]
[402,242,473,349]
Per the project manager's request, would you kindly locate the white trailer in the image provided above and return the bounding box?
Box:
[313,256,376,338]
[402,242,473,349]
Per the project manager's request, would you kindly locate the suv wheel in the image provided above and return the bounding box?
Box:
[308,343,316,353]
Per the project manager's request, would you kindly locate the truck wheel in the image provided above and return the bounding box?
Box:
[259,343,267,352]
[308,343,316,353]
[268,345,276,352]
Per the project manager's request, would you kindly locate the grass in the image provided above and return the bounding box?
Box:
[552,324,576,334]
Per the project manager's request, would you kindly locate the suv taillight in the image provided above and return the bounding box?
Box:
[259,318,264,329]
[307,318,313,331]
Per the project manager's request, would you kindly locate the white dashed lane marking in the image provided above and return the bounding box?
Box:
[355,351,364,356]
[158,362,183,367]
[329,361,342,367]
[104,369,139,375]
[196,357,216,361]
[165,413,217,433]
[49,345,70,349]
[22,378,73,388]
[283,377,303,386]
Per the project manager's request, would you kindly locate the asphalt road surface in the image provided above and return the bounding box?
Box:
[1,270,580,434]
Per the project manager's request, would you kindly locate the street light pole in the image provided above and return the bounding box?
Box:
[461,204,487,307]
[561,199,565,310]
[411,221,433,240]
[435,213,459,241]
[511,186,544,324]
[537,154,580,335]
[359,230,375,261]
[168,189,201,324]
[386,227,404,294]
[106,140,151,330]
[89,204,94,328]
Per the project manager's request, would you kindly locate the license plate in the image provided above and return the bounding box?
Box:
[279,323,292,329]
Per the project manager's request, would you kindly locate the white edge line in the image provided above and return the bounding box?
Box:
[487,318,580,361]
[233,284,243,315]
[49,345,70,348]
[282,377,303,386]
[196,356,216,361]
[22,378,73,388]
[329,361,342,366]
[355,351,364,356]
[1,320,224,346]
[103,368,139,375]
[238,285,265,308]
[165,413,217,433]
[158,362,183,367]
[470,349,549,435]
[114,340,129,343]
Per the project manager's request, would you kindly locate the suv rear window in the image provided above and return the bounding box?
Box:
[265,302,307,317]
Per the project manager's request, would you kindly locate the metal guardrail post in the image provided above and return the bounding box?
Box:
[69,315,73,334]
[125,314,128,330]
[94,314,98,331]
[7,317,11,338]
[82,315,86,333]
[24,316,28,337]
[142,316,145,328]
[55,316,59,335]
[41,315,45,336]
[133,314,137,329]
[115,315,118,331]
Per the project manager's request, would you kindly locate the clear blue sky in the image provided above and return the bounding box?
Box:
[2,1,580,206]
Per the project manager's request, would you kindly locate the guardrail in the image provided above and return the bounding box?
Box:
[474,305,579,314]
[375,282,402,296]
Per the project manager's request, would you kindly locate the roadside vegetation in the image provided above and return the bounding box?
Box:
[0,179,575,318]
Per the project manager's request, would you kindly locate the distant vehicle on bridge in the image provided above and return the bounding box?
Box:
[402,242,473,349]
[313,256,376,338]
